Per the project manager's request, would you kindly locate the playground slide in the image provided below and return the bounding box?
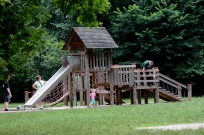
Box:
[25,56,80,106]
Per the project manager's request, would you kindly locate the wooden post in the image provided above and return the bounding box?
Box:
[133,83,138,104]
[188,84,192,101]
[109,70,114,106]
[138,90,141,104]
[118,90,122,105]
[24,91,29,102]
[85,52,90,107]
[144,90,148,104]
[69,72,73,108]
[98,93,102,105]
[63,76,68,106]
[154,88,159,103]
[116,89,119,105]
[130,88,133,104]
[73,73,77,106]
[79,75,83,106]
[178,85,182,97]
[154,68,159,103]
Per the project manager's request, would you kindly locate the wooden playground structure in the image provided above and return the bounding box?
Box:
[25,27,192,108]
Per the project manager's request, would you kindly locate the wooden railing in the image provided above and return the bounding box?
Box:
[111,65,136,86]
[134,68,160,89]
[88,52,112,72]
[68,52,112,72]
[159,73,192,100]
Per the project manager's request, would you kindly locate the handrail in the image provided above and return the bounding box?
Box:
[159,73,188,89]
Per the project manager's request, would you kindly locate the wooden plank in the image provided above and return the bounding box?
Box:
[99,54,102,71]
[111,65,136,68]
[93,54,95,72]
[68,52,85,55]
[135,80,159,83]
[80,38,116,43]
[102,53,105,71]
[122,68,125,86]
[134,69,159,72]
[89,54,93,71]
[84,43,118,48]
[129,68,132,84]
[125,67,128,84]
[96,54,99,71]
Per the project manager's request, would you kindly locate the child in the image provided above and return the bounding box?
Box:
[89,89,96,107]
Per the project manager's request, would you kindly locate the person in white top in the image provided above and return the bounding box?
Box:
[32,75,46,109]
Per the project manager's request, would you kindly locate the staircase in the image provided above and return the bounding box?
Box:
[146,87,183,102]
[157,73,188,102]
[134,68,190,103]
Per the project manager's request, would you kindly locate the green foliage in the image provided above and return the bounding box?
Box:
[0,0,51,80]
[111,0,204,80]
[0,0,10,6]
[52,0,110,26]
[32,37,67,80]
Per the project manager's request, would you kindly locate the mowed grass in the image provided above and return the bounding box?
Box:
[0,97,204,135]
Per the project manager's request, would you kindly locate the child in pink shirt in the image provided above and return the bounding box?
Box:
[89,89,96,107]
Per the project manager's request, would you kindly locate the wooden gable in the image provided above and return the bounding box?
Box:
[62,27,118,51]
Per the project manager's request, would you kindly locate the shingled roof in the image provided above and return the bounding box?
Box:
[62,27,118,50]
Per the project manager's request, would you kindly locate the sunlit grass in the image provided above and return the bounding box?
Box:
[0,97,204,135]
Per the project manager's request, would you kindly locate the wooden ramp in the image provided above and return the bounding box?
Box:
[145,88,183,102]
[103,94,126,104]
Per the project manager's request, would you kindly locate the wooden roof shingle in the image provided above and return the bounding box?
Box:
[62,27,118,50]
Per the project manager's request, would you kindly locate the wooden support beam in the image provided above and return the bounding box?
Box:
[63,76,68,106]
[138,90,141,104]
[69,72,73,108]
[109,70,114,106]
[154,88,159,103]
[144,90,148,104]
[79,76,84,106]
[133,83,137,104]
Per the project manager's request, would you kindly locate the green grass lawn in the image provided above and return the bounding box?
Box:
[0,97,204,135]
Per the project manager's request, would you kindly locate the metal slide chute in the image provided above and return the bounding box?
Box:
[24,56,80,106]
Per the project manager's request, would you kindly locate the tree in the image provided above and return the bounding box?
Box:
[0,0,50,80]
[52,0,110,27]
[110,0,204,95]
